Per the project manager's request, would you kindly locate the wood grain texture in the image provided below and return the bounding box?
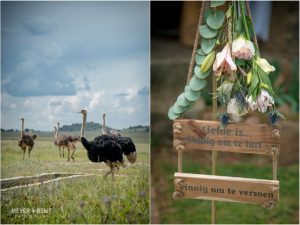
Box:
[174,173,279,208]
[173,119,280,155]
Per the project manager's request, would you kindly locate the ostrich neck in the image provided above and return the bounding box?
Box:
[57,123,60,135]
[102,116,106,134]
[81,113,87,138]
[21,120,24,137]
[54,127,58,138]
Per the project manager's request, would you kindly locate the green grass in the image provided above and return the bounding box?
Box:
[153,156,299,224]
[1,131,150,224]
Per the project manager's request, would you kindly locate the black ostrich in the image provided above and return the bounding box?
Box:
[78,109,137,180]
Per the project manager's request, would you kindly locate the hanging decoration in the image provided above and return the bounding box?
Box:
[169,1,282,223]
[168,0,283,126]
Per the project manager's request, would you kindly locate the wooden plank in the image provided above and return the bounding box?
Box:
[173,173,279,208]
[173,119,280,155]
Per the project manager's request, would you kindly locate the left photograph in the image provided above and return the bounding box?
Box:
[1,1,150,224]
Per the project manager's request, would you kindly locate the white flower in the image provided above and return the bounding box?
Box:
[257,89,274,112]
[256,57,275,74]
[245,95,257,111]
[246,89,274,113]
[227,98,248,116]
[232,36,255,60]
[213,43,237,76]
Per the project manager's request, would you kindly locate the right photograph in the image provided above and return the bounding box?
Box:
[151,1,299,224]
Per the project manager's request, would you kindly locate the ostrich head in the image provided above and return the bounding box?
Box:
[79,109,87,115]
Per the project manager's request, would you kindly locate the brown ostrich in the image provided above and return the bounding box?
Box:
[53,126,64,158]
[18,118,37,160]
[102,113,121,136]
[54,122,79,161]
[56,122,80,158]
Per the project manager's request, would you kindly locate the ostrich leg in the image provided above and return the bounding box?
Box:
[23,150,25,160]
[70,145,76,161]
[112,167,115,180]
[67,146,71,162]
[28,148,31,159]
[104,162,115,180]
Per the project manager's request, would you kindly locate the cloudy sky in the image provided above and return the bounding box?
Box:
[1,1,150,131]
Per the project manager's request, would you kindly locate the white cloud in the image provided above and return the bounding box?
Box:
[125,87,138,101]
[120,106,136,114]
[1,1,149,130]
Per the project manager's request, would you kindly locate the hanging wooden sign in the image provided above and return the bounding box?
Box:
[173,119,280,155]
[173,172,279,208]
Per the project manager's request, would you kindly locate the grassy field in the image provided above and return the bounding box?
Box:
[1,131,150,224]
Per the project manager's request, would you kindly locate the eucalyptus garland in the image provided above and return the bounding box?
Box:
[168,1,283,126]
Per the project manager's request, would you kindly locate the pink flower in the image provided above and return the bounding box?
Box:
[232,37,255,60]
[213,43,237,76]
[257,89,274,112]
[246,89,274,113]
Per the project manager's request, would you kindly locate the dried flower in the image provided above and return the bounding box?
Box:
[138,191,146,198]
[268,110,285,125]
[232,36,255,60]
[102,196,112,208]
[213,43,237,76]
[216,81,233,104]
[219,112,231,128]
[79,201,85,208]
[256,57,275,74]
[227,98,248,116]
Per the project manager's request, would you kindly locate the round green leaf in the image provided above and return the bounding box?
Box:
[206,10,225,29]
[201,38,216,54]
[194,65,201,77]
[196,48,206,56]
[168,106,181,120]
[195,54,206,65]
[210,0,225,8]
[173,102,188,114]
[195,68,212,79]
[199,25,218,39]
[184,85,190,92]
[204,8,213,21]
[189,76,207,91]
[184,86,201,101]
[176,93,191,107]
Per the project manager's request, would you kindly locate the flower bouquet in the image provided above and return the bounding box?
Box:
[168,0,283,127]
